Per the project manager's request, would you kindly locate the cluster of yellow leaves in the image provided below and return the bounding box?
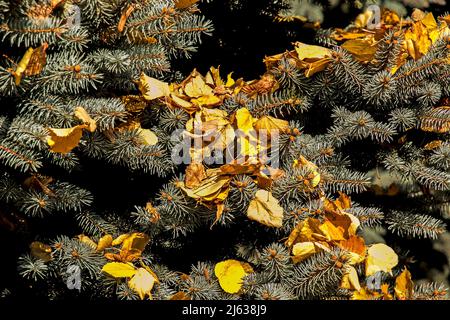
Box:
[46,107,97,154]
[102,262,159,300]
[214,259,254,294]
[175,105,298,227]
[139,67,244,114]
[284,192,410,298]
[331,9,450,72]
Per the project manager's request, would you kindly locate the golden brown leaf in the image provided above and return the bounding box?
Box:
[365,243,398,276]
[247,189,283,228]
[74,107,97,132]
[138,73,170,100]
[96,234,113,252]
[128,267,156,300]
[30,241,52,262]
[47,125,87,154]
[394,268,413,300]
[185,162,207,189]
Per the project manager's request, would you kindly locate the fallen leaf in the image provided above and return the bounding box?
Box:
[74,107,97,132]
[394,268,413,300]
[138,73,170,100]
[341,266,361,291]
[128,267,156,300]
[185,162,207,189]
[30,241,52,262]
[96,234,113,252]
[47,125,87,154]
[102,262,136,278]
[214,259,253,294]
[247,189,283,228]
[137,128,158,146]
[174,0,199,9]
[365,243,398,276]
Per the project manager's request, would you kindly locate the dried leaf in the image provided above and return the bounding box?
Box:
[77,234,97,250]
[14,48,34,85]
[254,116,290,135]
[138,73,170,100]
[47,125,87,154]
[185,162,207,189]
[128,267,156,300]
[121,232,150,253]
[74,107,97,132]
[137,128,158,146]
[247,189,283,228]
[96,234,113,252]
[341,266,361,291]
[102,262,136,278]
[341,39,377,62]
[394,268,413,300]
[118,4,135,32]
[30,241,52,262]
[365,243,398,276]
[214,259,253,294]
[175,0,199,9]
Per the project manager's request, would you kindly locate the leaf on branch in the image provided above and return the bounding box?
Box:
[365,243,398,276]
[247,189,283,228]
[30,241,52,262]
[102,262,136,278]
[214,259,253,294]
[128,267,156,300]
[74,107,97,132]
[395,268,413,300]
[47,125,87,154]
[138,73,170,101]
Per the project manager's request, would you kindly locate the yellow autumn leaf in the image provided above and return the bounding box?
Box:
[214,259,253,294]
[191,95,221,107]
[102,262,137,278]
[185,162,207,189]
[247,189,283,228]
[184,74,213,98]
[30,241,52,262]
[174,0,199,9]
[14,47,34,85]
[352,287,382,300]
[341,39,377,62]
[47,125,87,154]
[74,107,97,132]
[121,232,150,253]
[112,233,130,246]
[294,41,331,61]
[77,234,97,250]
[96,234,113,252]
[225,72,235,87]
[128,267,156,300]
[254,116,290,135]
[170,93,196,113]
[137,128,158,146]
[341,266,361,291]
[235,108,255,134]
[291,241,329,263]
[293,155,321,187]
[138,73,170,100]
[365,243,399,276]
[394,268,413,300]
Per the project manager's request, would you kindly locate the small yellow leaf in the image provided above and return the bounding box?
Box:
[138,73,170,100]
[96,234,113,252]
[137,128,158,146]
[394,268,413,300]
[128,267,156,300]
[30,241,52,262]
[112,233,130,246]
[47,125,87,154]
[77,234,97,250]
[294,41,331,61]
[214,259,253,294]
[235,108,255,135]
[185,162,207,189]
[254,116,290,135]
[341,266,361,291]
[14,48,34,85]
[247,189,283,228]
[365,243,398,277]
[121,232,150,253]
[102,262,136,278]
[174,0,199,9]
[184,74,213,98]
[191,95,221,107]
[74,107,97,132]
[292,241,323,263]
